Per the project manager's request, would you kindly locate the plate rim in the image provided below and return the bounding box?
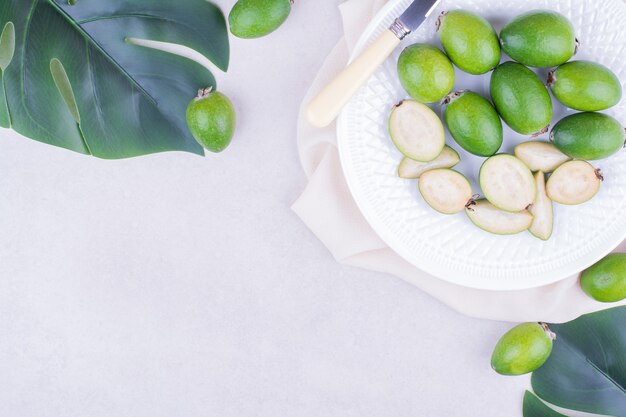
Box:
[336,0,626,290]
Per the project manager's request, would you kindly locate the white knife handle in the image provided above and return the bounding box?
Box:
[306,30,401,128]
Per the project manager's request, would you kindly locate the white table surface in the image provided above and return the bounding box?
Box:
[0,1,575,416]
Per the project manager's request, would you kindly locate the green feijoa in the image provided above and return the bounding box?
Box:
[443,91,502,156]
[548,61,622,111]
[186,87,236,153]
[229,0,292,39]
[437,10,500,74]
[397,44,455,104]
[551,112,625,160]
[491,322,554,376]
[490,62,552,135]
[580,253,626,303]
[500,10,576,68]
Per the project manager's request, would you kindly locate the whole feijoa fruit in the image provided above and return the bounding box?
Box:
[490,62,552,135]
[437,10,500,74]
[186,87,236,153]
[548,61,622,111]
[500,10,576,68]
[491,322,554,376]
[551,112,625,160]
[580,253,626,303]
[229,0,292,39]
[397,44,455,103]
[443,90,502,157]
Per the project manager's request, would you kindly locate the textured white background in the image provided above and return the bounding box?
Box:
[0,1,586,416]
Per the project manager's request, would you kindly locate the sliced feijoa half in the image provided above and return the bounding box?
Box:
[389,100,445,162]
[479,154,536,212]
[514,141,571,173]
[529,172,553,241]
[466,200,533,235]
[546,161,602,205]
[398,146,460,179]
[419,169,473,214]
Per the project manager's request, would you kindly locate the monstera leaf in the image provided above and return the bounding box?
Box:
[0,0,229,158]
[529,306,626,417]
[523,392,568,417]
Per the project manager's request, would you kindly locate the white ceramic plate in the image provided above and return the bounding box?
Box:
[337,0,626,290]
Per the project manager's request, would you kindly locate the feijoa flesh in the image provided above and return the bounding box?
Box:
[580,253,626,303]
[398,146,460,179]
[546,161,602,205]
[437,10,500,74]
[443,90,503,157]
[480,155,536,212]
[551,112,625,161]
[548,61,622,111]
[500,10,577,68]
[490,62,552,135]
[529,172,553,241]
[466,200,533,235]
[186,88,236,153]
[389,100,445,162]
[397,44,455,104]
[491,322,554,376]
[418,169,473,214]
[229,0,292,39]
[514,141,571,173]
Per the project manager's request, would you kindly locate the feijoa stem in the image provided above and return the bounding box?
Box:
[546,71,556,87]
[435,11,447,31]
[197,86,213,100]
[540,322,557,341]
[532,125,550,138]
[441,90,468,106]
[465,194,480,211]
[595,169,604,181]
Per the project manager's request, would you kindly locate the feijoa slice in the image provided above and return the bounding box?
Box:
[397,44,455,104]
[580,253,626,303]
[491,322,554,376]
[490,62,553,135]
[419,169,473,214]
[229,0,292,39]
[551,112,625,161]
[398,146,460,179]
[437,10,500,74]
[480,155,536,212]
[546,161,602,205]
[548,61,622,111]
[500,10,576,68]
[466,200,533,235]
[389,100,445,162]
[529,172,553,241]
[443,90,503,157]
[514,141,571,173]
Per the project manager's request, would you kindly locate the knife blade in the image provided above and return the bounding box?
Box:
[307,0,441,128]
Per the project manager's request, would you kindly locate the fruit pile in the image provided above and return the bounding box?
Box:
[391,9,625,240]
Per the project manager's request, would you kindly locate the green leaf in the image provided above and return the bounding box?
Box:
[523,391,569,417]
[0,21,15,127]
[0,0,230,158]
[531,306,626,417]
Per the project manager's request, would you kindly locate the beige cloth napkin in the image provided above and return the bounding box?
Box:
[293,0,626,322]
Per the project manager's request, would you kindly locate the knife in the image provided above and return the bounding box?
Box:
[306,0,441,128]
